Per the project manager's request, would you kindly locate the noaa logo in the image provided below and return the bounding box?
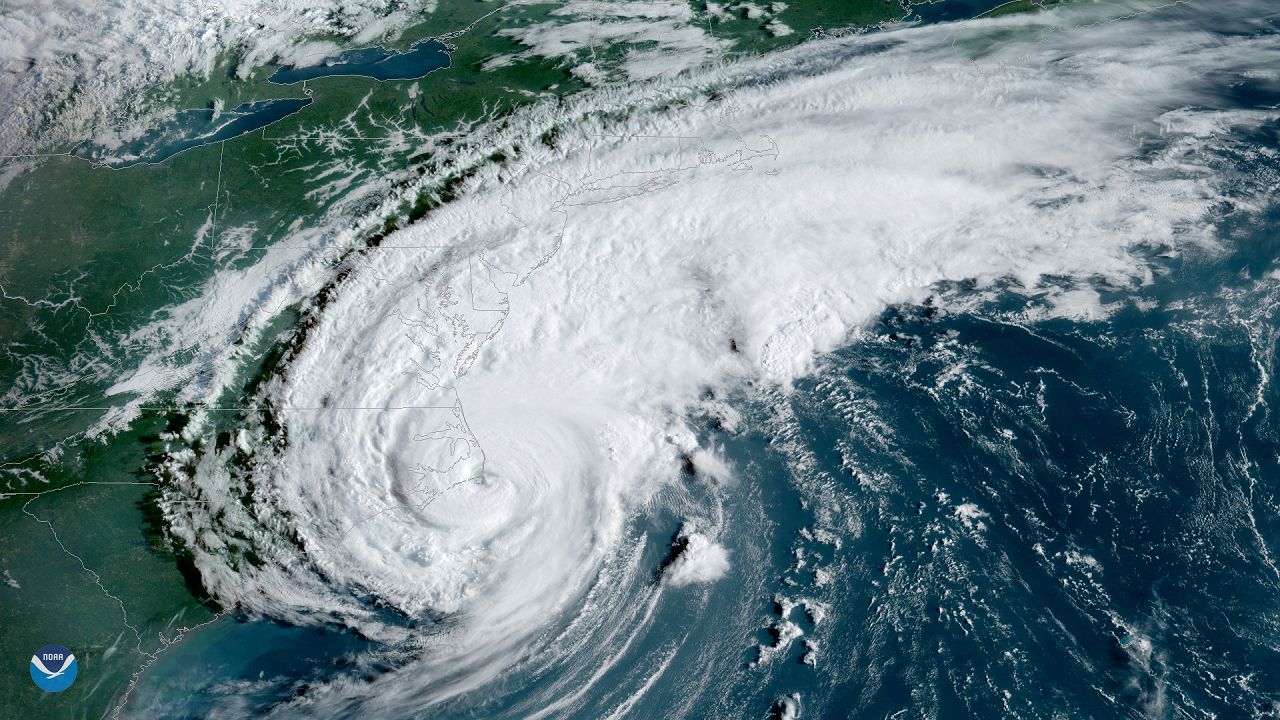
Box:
[29,644,77,693]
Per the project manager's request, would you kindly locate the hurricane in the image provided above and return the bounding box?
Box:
[4,0,1280,717]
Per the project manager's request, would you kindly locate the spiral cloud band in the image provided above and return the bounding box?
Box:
[142,2,1279,714]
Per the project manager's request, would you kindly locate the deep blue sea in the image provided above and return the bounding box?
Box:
[129,191,1280,720]
[121,8,1280,720]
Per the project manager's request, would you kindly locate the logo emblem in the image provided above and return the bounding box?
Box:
[30,644,77,693]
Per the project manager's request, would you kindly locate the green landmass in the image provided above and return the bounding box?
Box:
[0,0,1059,716]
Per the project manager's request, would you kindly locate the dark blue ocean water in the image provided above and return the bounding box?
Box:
[126,200,1280,720]
[122,8,1280,719]
[732,248,1280,719]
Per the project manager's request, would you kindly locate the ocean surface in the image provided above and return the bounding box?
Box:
[126,131,1280,720]
[124,242,1280,718]
[5,2,1280,719]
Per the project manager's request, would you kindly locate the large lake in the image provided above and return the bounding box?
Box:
[269,39,451,84]
[73,98,312,168]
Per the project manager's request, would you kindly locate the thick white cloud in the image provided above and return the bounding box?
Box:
[666,525,732,586]
[492,0,729,80]
[126,1,1280,714]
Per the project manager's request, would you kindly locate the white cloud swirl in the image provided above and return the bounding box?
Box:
[144,2,1279,713]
